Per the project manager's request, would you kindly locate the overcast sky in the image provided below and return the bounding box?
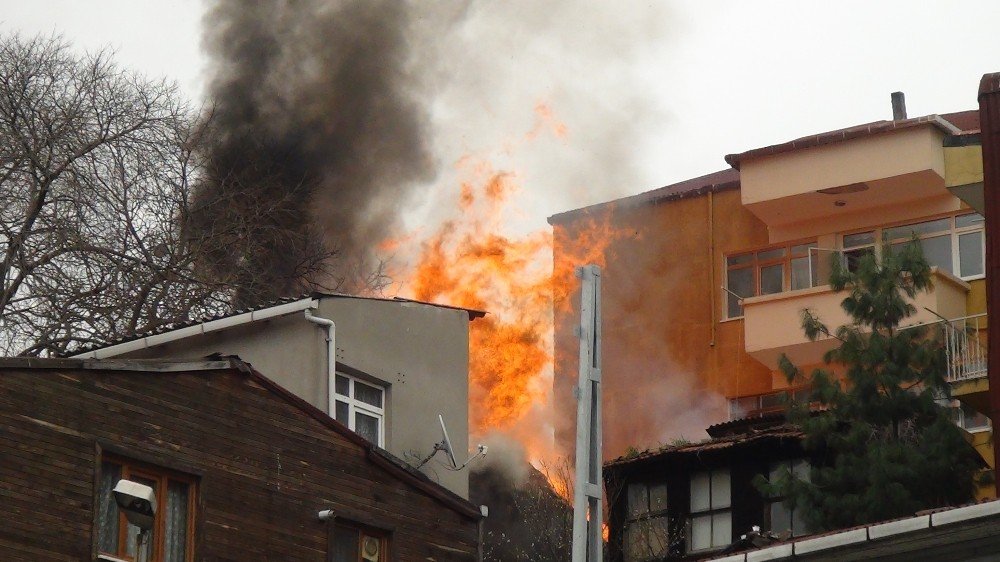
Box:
[3,1,999,223]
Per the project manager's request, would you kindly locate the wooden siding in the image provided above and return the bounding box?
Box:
[0,364,478,561]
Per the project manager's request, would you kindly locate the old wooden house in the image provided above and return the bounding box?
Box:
[0,357,480,561]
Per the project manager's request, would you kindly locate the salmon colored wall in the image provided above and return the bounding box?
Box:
[553,188,772,458]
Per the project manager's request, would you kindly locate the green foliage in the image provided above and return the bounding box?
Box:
[761,242,981,532]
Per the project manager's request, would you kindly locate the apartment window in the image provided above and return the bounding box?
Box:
[334,373,385,446]
[688,469,731,552]
[725,242,818,318]
[842,213,985,279]
[97,456,195,562]
[331,524,388,562]
[765,460,810,538]
[624,482,670,561]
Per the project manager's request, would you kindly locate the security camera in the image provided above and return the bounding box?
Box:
[113,479,157,531]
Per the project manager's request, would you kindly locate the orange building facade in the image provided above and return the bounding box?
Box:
[549,108,991,486]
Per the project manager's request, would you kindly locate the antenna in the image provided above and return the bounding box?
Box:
[415,414,487,471]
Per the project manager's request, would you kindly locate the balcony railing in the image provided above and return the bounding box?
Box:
[934,313,987,382]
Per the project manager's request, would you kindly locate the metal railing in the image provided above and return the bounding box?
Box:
[912,313,988,382]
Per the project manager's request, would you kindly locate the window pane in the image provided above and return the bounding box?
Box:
[959,231,984,278]
[791,257,812,290]
[727,252,753,266]
[885,218,950,240]
[757,248,786,261]
[165,480,189,562]
[355,411,380,444]
[845,247,874,272]
[98,462,122,554]
[711,470,731,508]
[354,381,383,408]
[791,243,816,256]
[727,268,753,318]
[792,459,810,481]
[843,231,874,248]
[690,515,712,551]
[647,516,670,557]
[627,483,648,517]
[920,235,952,273]
[760,392,784,410]
[962,402,991,431]
[690,472,711,512]
[625,523,645,560]
[648,483,668,512]
[770,501,792,534]
[335,375,350,397]
[956,213,985,229]
[759,264,784,295]
[332,525,360,562]
[335,400,349,424]
[711,511,732,547]
[791,504,810,537]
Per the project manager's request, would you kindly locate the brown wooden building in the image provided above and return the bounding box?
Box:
[0,357,480,562]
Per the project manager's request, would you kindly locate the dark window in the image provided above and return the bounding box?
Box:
[624,482,669,561]
[765,460,810,538]
[97,456,195,562]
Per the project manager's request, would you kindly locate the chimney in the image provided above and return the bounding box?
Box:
[891,91,907,120]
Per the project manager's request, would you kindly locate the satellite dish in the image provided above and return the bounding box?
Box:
[438,414,459,469]
[414,414,488,471]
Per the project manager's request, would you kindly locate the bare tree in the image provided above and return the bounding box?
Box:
[0,34,235,356]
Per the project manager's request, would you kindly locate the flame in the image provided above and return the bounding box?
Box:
[389,107,628,474]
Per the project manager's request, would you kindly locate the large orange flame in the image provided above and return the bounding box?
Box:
[389,107,627,470]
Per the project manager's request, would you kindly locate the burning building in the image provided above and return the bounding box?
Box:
[550,100,994,558]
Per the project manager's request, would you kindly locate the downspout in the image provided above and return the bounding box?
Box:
[304,308,337,415]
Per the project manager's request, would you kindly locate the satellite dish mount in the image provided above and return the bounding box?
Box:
[415,414,487,471]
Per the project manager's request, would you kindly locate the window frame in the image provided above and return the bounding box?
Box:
[839,212,985,281]
[334,371,386,447]
[724,241,818,319]
[96,454,197,562]
[687,469,732,553]
[623,481,670,561]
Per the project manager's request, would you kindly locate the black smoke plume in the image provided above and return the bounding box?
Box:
[191,0,432,304]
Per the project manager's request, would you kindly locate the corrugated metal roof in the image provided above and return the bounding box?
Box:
[605,425,803,469]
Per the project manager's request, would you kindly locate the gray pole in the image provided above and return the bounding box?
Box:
[571,265,603,562]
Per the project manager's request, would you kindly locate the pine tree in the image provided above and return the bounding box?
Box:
[761,241,982,532]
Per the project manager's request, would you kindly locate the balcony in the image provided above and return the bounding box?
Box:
[742,267,970,370]
[731,120,962,243]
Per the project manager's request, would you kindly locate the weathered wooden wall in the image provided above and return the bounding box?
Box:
[0,362,479,561]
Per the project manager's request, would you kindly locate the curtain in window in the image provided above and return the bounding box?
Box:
[165,480,190,562]
[98,462,121,553]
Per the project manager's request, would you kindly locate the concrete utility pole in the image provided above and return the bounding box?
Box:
[572,265,603,562]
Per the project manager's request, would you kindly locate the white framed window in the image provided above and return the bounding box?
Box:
[688,469,731,552]
[765,459,810,538]
[334,373,385,447]
[724,241,819,318]
[625,482,670,561]
[841,213,985,279]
